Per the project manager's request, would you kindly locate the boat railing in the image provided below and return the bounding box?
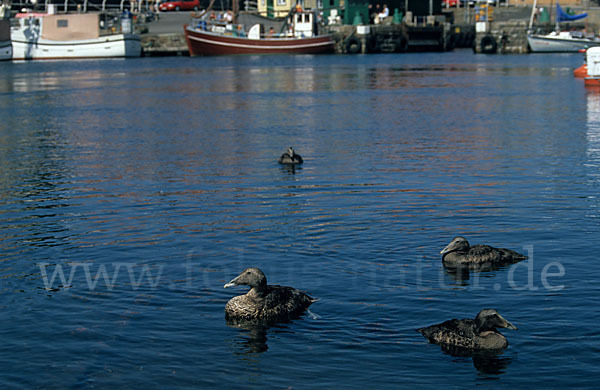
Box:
[243,0,258,12]
[191,17,296,39]
[9,0,156,14]
[191,18,247,37]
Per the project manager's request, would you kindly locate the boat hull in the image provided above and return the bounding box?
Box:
[184,25,334,56]
[585,77,600,87]
[527,34,600,53]
[10,32,141,60]
[0,40,11,60]
[574,63,588,78]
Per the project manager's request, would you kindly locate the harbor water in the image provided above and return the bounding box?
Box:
[0,51,599,388]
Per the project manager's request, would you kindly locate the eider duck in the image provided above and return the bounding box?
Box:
[417,309,517,350]
[224,267,314,323]
[278,147,303,164]
[441,236,527,268]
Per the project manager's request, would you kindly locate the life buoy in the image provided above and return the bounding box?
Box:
[395,36,408,53]
[480,35,497,54]
[346,37,362,54]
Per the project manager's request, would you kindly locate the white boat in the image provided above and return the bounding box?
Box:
[11,12,141,60]
[527,2,596,53]
[527,31,600,53]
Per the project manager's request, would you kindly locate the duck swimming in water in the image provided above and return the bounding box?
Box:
[278,147,303,164]
[417,309,518,350]
[224,267,314,323]
[440,236,527,269]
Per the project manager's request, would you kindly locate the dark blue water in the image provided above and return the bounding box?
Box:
[1,51,598,388]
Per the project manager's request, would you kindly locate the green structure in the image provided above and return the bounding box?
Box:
[392,8,402,24]
[319,0,369,26]
[343,1,369,25]
[319,0,342,23]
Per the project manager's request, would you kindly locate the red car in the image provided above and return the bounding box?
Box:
[159,0,200,12]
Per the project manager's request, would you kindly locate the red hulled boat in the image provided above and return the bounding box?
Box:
[184,8,334,56]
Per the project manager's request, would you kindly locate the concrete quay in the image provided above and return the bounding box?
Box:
[138,6,600,56]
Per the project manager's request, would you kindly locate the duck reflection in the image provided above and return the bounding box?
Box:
[443,262,512,284]
[440,344,513,376]
[227,320,270,354]
[280,163,302,175]
[227,319,298,355]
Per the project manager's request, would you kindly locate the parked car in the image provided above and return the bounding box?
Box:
[442,0,459,6]
[460,0,505,6]
[159,0,200,12]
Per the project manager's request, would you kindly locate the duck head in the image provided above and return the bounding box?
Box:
[475,309,518,332]
[287,147,295,157]
[440,236,470,255]
[224,267,267,289]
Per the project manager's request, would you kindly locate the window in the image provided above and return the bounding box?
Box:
[277,0,287,6]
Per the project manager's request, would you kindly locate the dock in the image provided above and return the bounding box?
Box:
[139,10,452,56]
[138,5,600,56]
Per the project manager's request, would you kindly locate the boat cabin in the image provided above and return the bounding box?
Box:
[293,10,315,37]
[14,12,102,40]
[195,8,322,39]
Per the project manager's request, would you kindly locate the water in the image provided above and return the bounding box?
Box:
[0,51,599,388]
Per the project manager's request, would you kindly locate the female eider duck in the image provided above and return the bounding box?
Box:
[441,236,527,268]
[417,309,517,350]
[278,147,303,164]
[224,267,314,323]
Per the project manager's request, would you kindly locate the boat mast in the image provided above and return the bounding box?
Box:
[233,0,239,23]
[528,0,537,31]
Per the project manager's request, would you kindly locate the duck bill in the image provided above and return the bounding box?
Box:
[440,243,454,255]
[500,315,518,330]
[223,275,240,288]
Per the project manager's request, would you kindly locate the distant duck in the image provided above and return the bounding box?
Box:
[224,267,314,323]
[417,309,518,350]
[278,147,303,164]
[440,236,527,268]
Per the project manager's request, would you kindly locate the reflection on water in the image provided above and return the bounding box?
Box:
[1,54,599,388]
[586,91,600,163]
[439,344,513,376]
[279,164,302,175]
[228,321,270,355]
[443,262,520,285]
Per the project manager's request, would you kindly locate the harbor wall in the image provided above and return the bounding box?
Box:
[139,6,600,55]
[452,5,600,53]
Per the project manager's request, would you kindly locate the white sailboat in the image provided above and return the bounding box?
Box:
[527,1,599,53]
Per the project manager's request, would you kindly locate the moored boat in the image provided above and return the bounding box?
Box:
[585,47,600,87]
[574,63,588,78]
[184,7,334,56]
[11,11,141,60]
[527,31,600,53]
[527,2,598,53]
